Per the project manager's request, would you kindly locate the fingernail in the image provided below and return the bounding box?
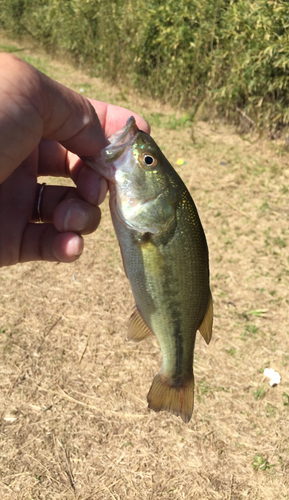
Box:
[67,235,83,256]
[64,205,89,232]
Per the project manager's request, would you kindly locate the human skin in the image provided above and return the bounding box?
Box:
[0,53,150,267]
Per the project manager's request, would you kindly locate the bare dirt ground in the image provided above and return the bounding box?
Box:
[0,37,289,500]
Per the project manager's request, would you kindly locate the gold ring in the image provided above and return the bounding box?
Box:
[37,183,46,223]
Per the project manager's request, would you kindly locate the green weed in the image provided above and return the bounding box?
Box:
[247,309,267,317]
[145,112,194,130]
[121,441,133,448]
[253,387,266,400]
[252,454,274,471]
[225,347,236,356]
[21,55,52,76]
[145,113,165,129]
[197,381,211,402]
[1,0,289,130]
[273,237,287,248]
[283,392,289,406]
[242,323,258,340]
[265,404,277,418]
[167,113,194,130]
[0,43,23,52]
[200,383,211,396]
[260,201,270,212]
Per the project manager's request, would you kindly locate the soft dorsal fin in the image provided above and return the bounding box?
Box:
[128,306,154,342]
[198,290,213,345]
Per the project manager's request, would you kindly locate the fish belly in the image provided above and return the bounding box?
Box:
[111,191,210,380]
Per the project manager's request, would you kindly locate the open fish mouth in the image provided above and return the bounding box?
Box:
[103,116,139,164]
[80,116,139,180]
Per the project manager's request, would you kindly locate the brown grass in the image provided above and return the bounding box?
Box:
[0,36,289,500]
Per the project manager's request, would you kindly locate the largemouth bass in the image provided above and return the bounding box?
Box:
[83,117,213,423]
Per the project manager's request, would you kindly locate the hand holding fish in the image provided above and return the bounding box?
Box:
[0,53,212,423]
[0,53,149,267]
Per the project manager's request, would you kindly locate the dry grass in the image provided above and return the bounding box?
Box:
[0,36,289,500]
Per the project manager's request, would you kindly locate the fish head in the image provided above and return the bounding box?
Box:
[102,117,179,234]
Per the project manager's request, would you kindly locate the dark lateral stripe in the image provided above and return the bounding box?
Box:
[172,311,184,379]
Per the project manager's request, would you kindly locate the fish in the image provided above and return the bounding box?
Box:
[83,116,213,423]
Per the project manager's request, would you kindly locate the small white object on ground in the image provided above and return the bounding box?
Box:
[264,368,281,386]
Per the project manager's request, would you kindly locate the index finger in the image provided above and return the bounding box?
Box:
[37,100,151,178]
[87,99,150,138]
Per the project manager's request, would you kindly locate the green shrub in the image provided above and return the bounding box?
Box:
[1,0,289,129]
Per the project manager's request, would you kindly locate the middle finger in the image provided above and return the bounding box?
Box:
[38,139,108,205]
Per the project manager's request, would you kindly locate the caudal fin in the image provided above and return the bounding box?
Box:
[147,373,194,423]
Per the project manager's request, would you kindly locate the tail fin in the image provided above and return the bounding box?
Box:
[147,373,194,423]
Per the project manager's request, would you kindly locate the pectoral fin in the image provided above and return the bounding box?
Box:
[198,290,213,345]
[128,306,153,342]
[118,245,128,278]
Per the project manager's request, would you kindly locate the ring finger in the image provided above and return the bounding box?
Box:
[32,183,101,235]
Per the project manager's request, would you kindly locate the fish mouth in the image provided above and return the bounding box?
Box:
[103,116,139,163]
[80,116,139,181]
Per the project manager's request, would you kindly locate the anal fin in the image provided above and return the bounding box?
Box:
[128,306,153,342]
[198,290,213,345]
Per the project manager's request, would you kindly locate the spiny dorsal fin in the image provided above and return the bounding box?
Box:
[147,373,194,423]
[198,290,213,345]
[128,306,153,342]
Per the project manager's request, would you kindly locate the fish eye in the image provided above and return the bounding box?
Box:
[142,154,158,168]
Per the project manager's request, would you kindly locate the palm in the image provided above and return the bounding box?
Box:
[0,150,38,266]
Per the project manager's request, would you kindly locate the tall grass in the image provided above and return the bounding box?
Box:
[1,0,289,129]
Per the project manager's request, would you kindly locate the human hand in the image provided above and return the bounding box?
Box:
[0,54,150,267]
